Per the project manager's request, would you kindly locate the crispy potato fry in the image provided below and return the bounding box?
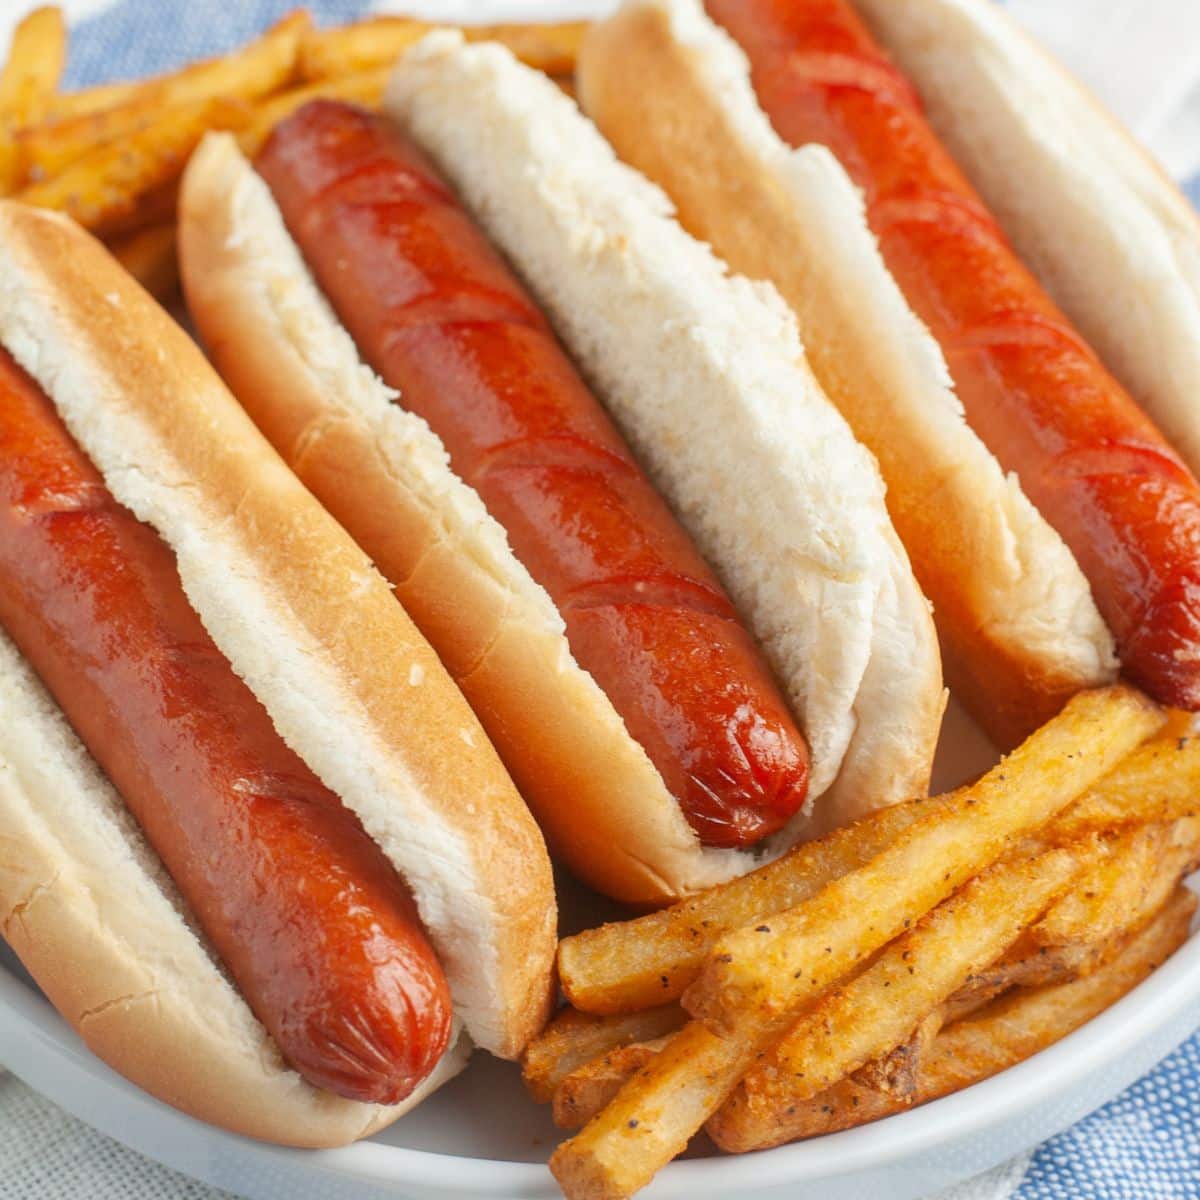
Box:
[0,6,67,193]
[1035,823,1171,948]
[522,1005,686,1105]
[298,18,586,81]
[550,1017,767,1200]
[852,1009,943,1101]
[1050,732,1200,840]
[237,68,390,156]
[552,1039,674,1130]
[708,889,1196,1151]
[16,96,250,235]
[106,221,178,300]
[44,78,146,120]
[17,12,307,182]
[557,794,954,1016]
[724,847,1079,1117]
[686,687,1160,1035]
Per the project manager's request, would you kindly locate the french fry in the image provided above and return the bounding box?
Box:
[106,222,178,301]
[852,1009,943,1101]
[44,78,146,120]
[722,847,1080,1117]
[708,888,1197,1151]
[298,18,586,81]
[522,1004,686,1106]
[557,793,955,1015]
[16,96,250,235]
[237,69,391,157]
[552,1039,674,1130]
[686,686,1160,1035]
[1050,732,1200,840]
[17,12,308,183]
[0,6,67,193]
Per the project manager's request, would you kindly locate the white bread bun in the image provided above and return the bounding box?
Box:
[0,627,469,1147]
[577,0,1118,748]
[179,132,752,906]
[0,202,555,1087]
[853,0,1200,484]
[385,33,946,835]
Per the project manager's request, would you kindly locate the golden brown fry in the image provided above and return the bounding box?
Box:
[550,1018,766,1200]
[552,1039,673,1130]
[852,1009,943,1101]
[298,18,586,81]
[1035,823,1170,948]
[17,12,308,182]
[44,78,146,120]
[237,68,390,156]
[1051,732,1200,840]
[522,1004,686,1105]
[106,221,178,301]
[0,6,67,192]
[16,96,250,235]
[686,686,1160,1036]
[708,889,1196,1151]
[726,847,1079,1116]
[557,794,953,1016]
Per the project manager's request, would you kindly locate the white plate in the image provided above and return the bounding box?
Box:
[2,699,1198,1200]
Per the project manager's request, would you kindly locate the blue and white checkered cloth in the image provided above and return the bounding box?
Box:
[3,1,1199,1197]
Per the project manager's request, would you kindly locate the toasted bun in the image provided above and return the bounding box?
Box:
[179,133,751,906]
[854,0,1200,484]
[577,0,1117,748]
[385,34,945,834]
[0,201,555,1069]
[0,627,471,1147]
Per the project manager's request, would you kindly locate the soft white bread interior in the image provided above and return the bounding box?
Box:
[386,33,946,833]
[0,200,555,1062]
[179,133,751,907]
[0,627,470,1147]
[578,0,1117,748]
[854,0,1200,483]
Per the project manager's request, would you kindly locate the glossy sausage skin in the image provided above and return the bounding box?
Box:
[256,101,811,848]
[707,0,1200,709]
[0,346,452,1104]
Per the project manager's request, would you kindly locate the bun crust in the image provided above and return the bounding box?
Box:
[179,133,750,906]
[853,0,1200,487]
[578,0,1117,749]
[386,34,945,830]
[0,628,470,1148]
[0,201,555,1067]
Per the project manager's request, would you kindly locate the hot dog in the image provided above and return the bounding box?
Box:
[0,199,555,1144]
[578,0,1200,745]
[253,102,809,850]
[706,0,1200,711]
[179,36,946,905]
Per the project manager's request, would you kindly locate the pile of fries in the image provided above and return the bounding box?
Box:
[524,686,1200,1199]
[0,6,583,302]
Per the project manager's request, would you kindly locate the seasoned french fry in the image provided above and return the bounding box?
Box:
[44,78,146,120]
[0,6,67,192]
[557,793,954,1015]
[852,1009,943,1101]
[16,96,250,235]
[686,687,1160,1036]
[552,1039,674,1130]
[1050,732,1200,840]
[17,12,307,183]
[298,18,586,81]
[708,889,1196,1151]
[106,221,178,300]
[237,68,390,156]
[522,1004,686,1105]
[723,847,1079,1117]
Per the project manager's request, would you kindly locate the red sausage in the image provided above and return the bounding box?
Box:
[0,346,452,1105]
[707,0,1200,710]
[256,101,811,849]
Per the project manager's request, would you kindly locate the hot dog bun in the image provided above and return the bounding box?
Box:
[853,0,1200,486]
[180,39,944,904]
[0,200,555,1137]
[577,0,1118,748]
